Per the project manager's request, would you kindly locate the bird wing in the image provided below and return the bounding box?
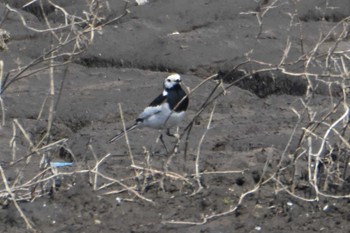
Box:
[137,105,163,121]
[148,93,167,107]
[137,93,167,122]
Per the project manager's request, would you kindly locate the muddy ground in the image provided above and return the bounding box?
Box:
[1,0,350,232]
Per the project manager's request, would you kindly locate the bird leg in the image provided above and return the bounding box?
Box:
[157,128,181,155]
[165,127,181,154]
[158,133,169,154]
[166,128,180,140]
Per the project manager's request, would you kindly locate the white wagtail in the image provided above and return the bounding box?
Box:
[108,73,189,143]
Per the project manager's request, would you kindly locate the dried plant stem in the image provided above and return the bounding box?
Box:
[46,48,55,138]
[10,120,17,162]
[2,2,130,94]
[193,102,216,194]
[8,139,67,175]
[37,95,48,120]
[13,119,37,165]
[0,165,35,231]
[195,170,247,175]
[89,144,99,191]
[0,97,4,127]
[6,5,75,33]
[118,103,139,177]
[163,139,273,226]
[163,183,262,226]
[0,60,4,126]
[90,169,153,203]
[131,164,189,182]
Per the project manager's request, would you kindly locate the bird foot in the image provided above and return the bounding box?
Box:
[166,128,180,140]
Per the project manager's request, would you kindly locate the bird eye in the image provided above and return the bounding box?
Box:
[167,79,171,82]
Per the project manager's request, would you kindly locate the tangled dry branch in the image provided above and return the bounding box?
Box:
[0,1,350,231]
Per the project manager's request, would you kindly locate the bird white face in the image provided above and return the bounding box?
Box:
[164,73,181,89]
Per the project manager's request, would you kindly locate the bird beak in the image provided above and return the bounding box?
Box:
[176,79,181,83]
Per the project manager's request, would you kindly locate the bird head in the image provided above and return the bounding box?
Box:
[164,73,181,90]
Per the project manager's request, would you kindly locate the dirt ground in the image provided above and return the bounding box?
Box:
[1,0,350,232]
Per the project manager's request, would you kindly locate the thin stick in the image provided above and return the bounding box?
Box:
[88,144,99,191]
[163,143,273,226]
[0,60,4,126]
[8,138,68,167]
[118,103,138,177]
[195,170,247,175]
[0,165,35,231]
[37,95,48,120]
[12,119,38,168]
[162,183,261,226]
[192,102,216,194]
[46,47,55,139]
[10,121,17,162]
[89,170,153,203]
[131,164,189,182]
[1,3,130,94]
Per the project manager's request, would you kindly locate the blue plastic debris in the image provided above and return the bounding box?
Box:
[50,162,73,167]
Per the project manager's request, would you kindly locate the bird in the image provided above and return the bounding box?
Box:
[108,73,189,144]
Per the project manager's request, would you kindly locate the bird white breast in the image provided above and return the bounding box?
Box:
[139,103,186,129]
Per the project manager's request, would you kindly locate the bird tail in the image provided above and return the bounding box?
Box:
[108,123,139,143]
